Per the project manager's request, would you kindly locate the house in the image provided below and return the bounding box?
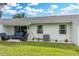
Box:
[0,15,79,46]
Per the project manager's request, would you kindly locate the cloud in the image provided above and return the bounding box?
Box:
[48,5,58,13]
[1,5,17,15]
[7,3,19,7]
[24,6,43,15]
[2,15,12,19]
[1,5,11,10]
[18,10,25,13]
[1,5,11,13]
[45,4,58,16]
[27,3,39,6]
[51,5,58,9]
[61,4,79,11]
[60,4,79,15]
[1,3,20,15]
[4,10,17,14]
[16,6,23,9]
[24,4,58,16]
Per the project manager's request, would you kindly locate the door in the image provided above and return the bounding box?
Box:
[15,26,27,34]
[21,26,27,33]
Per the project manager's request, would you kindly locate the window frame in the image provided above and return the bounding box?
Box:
[59,25,67,34]
[37,25,43,34]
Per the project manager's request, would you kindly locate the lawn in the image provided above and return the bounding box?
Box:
[0,41,79,56]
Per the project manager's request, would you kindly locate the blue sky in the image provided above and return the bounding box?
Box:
[1,3,79,19]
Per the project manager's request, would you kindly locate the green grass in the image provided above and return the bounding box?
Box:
[0,41,79,56]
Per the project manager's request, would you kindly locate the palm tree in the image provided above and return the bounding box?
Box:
[13,13,25,18]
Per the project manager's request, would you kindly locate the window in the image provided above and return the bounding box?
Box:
[59,25,66,34]
[37,25,43,34]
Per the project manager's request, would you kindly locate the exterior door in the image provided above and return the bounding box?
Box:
[15,26,27,33]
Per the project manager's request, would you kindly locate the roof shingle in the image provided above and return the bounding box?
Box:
[0,14,79,25]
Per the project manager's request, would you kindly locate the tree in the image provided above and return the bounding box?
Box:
[13,13,25,18]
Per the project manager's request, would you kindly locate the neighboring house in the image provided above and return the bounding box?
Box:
[0,15,79,46]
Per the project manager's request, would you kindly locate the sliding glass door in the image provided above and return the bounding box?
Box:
[15,26,27,33]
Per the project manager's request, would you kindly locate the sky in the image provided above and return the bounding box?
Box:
[1,3,79,19]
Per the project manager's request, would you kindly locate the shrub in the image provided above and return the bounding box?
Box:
[64,39,68,42]
[32,38,35,40]
[55,39,58,42]
[38,38,40,41]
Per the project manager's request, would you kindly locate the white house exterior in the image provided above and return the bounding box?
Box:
[0,15,79,46]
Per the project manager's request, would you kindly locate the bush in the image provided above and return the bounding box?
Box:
[38,38,40,41]
[64,39,68,42]
[55,39,58,42]
[32,38,34,40]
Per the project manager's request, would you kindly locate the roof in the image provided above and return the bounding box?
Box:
[0,14,79,25]
[0,18,30,26]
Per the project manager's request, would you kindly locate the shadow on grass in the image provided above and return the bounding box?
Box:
[0,41,79,54]
[0,41,79,56]
[0,41,78,50]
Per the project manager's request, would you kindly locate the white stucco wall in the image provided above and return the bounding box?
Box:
[70,22,77,44]
[0,25,5,33]
[0,25,14,35]
[4,25,14,35]
[0,25,14,40]
[74,22,79,46]
[28,23,72,42]
[0,23,72,43]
